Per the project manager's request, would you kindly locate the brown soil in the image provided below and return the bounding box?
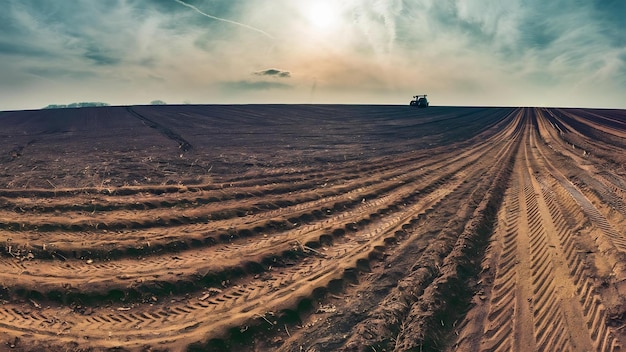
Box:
[0,105,624,351]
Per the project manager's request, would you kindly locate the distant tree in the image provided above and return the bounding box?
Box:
[150,100,167,105]
[70,102,109,108]
[43,102,109,109]
[43,104,64,109]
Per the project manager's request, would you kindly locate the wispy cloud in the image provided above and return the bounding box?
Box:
[220,80,292,91]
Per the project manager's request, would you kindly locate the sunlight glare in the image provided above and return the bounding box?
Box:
[307,2,339,31]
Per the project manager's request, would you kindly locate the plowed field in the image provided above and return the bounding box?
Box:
[0,105,625,351]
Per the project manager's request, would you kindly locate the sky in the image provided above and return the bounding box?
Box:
[1,0,625,111]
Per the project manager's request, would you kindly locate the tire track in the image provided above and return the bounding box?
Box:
[528,117,621,351]
[460,157,522,352]
[533,110,626,254]
[126,107,192,152]
[454,109,621,352]
[535,108,626,218]
[537,174,619,351]
[523,163,574,351]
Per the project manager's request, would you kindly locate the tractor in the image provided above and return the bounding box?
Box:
[410,95,429,108]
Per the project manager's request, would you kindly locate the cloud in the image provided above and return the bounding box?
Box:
[220,80,292,91]
[84,46,121,65]
[24,66,97,79]
[0,41,55,57]
[254,69,291,78]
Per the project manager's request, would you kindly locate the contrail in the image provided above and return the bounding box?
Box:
[174,0,274,39]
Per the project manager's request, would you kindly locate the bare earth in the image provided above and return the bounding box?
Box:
[0,105,625,351]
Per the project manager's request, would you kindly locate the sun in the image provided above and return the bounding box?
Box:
[305,2,340,32]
